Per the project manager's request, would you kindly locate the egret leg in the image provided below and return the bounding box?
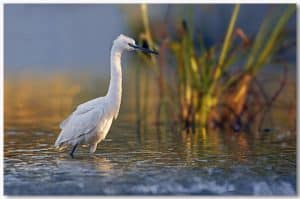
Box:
[69,144,78,158]
[89,143,97,153]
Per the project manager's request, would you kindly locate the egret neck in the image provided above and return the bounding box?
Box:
[107,44,123,119]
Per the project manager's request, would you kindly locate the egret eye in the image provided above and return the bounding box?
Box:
[128,43,135,48]
[128,42,158,54]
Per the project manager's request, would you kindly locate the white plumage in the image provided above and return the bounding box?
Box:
[54,34,158,158]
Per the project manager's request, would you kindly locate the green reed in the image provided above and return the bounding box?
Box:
[136,4,295,130]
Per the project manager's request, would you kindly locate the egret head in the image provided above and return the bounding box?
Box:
[114,34,158,55]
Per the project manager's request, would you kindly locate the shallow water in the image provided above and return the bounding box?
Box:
[4,73,297,195]
[4,120,296,195]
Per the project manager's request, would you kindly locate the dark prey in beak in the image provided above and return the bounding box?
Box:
[128,43,158,55]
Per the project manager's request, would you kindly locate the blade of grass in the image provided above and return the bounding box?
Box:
[141,4,158,65]
[141,4,153,48]
[215,4,240,80]
[208,4,240,96]
[245,7,278,70]
[254,5,295,72]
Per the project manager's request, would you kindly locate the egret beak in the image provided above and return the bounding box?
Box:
[129,43,158,55]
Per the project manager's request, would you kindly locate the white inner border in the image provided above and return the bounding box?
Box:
[0,1,298,199]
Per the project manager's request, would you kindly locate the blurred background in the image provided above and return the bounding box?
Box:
[4,4,297,195]
[4,4,296,131]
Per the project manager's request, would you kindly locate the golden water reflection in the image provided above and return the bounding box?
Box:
[4,71,296,169]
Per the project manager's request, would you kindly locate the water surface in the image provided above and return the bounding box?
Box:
[4,122,296,195]
[4,73,296,195]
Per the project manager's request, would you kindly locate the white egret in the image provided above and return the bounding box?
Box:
[54,34,158,158]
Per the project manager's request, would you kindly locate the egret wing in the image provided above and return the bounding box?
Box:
[59,97,104,129]
[76,97,104,113]
[55,98,106,147]
[59,115,71,129]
